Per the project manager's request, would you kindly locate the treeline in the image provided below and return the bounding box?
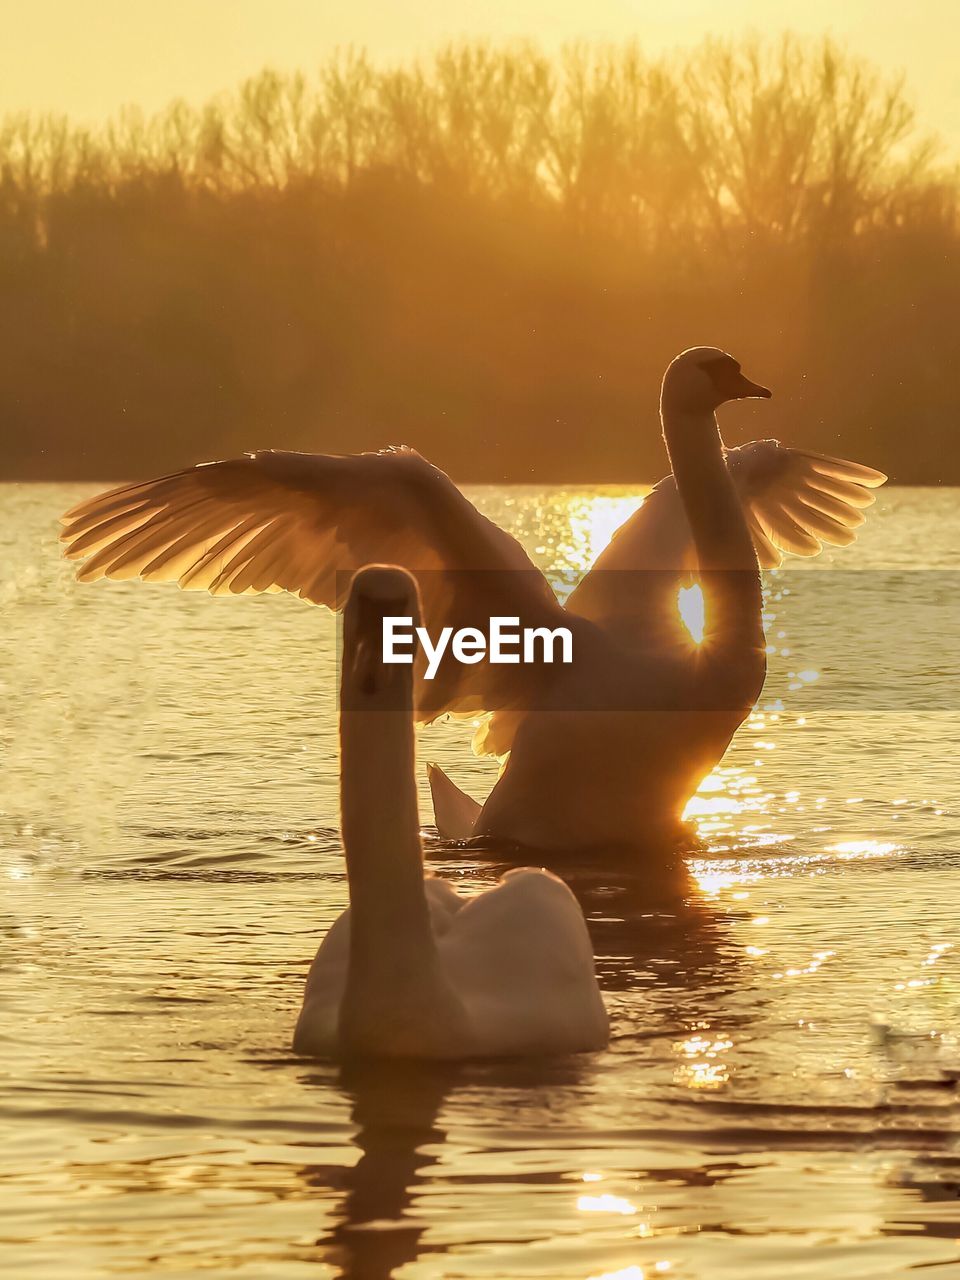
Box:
[1,36,958,483]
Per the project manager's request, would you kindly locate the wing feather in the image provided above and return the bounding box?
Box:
[793,483,866,529]
[745,512,781,569]
[780,497,857,546]
[208,521,289,594]
[794,450,887,488]
[138,513,249,579]
[730,442,886,549]
[64,501,177,558]
[94,505,239,580]
[62,479,169,525]
[568,438,887,630]
[795,472,879,509]
[754,507,822,558]
[61,448,563,726]
[225,525,298,595]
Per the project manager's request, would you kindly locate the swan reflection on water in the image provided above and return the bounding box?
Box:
[303,1054,609,1280]
[307,1060,456,1280]
[298,866,756,1280]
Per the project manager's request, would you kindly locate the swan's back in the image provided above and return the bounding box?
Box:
[438,868,609,1055]
[294,869,607,1058]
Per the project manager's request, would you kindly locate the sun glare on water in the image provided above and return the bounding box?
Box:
[560,495,705,645]
[564,493,648,573]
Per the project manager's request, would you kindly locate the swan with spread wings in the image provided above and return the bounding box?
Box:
[60,348,886,858]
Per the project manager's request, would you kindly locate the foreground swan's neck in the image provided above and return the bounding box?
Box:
[340,681,438,997]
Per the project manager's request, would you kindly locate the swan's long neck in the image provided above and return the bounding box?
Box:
[335,575,470,1057]
[660,398,763,667]
[340,681,438,996]
[660,404,755,572]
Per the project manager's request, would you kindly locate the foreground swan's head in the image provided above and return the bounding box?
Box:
[342,565,419,707]
[662,346,772,415]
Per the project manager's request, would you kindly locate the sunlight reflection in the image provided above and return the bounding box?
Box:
[675,1061,729,1089]
[683,763,777,848]
[578,1193,638,1215]
[587,1267,647,1280]
[771,951,835,980]
[692,866,765,894]
[564,493,648,573]
[696,771,727,791]
[827,840,898,859]
[925,943,952,963]
[673,1033,733,1090]
[587,1268,672,1280]
[684,795,744,817]
[894,942,954,990]
[691,838,902,896]
[677,583,705,643]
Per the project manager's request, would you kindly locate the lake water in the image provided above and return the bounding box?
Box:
[1,482,958,1280]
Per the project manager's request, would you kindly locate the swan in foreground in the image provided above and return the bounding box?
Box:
[60,347,886,856]
[292,565,608,1058]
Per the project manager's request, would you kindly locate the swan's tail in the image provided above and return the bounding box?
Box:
[427,763,481,841]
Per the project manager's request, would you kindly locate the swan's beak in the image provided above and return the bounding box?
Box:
[734,373,772,400]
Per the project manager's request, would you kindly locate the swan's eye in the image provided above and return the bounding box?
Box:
[699,356,739,376]
[700,355,743,395]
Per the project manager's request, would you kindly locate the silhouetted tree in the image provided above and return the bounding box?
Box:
[0,36,956,482]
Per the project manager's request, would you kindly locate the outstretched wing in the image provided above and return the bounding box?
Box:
[566,441,887,643]
[60,447,564,722]
[726,441,887,567]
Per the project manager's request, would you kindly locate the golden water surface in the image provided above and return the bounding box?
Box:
[1,484,958,1279]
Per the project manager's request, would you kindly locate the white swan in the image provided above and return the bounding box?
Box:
[60,348,885,855]
[292,565,608,1059]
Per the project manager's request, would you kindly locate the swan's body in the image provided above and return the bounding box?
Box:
[293,566,608,1059]
[461,349,774,854]
[60,350,886,857]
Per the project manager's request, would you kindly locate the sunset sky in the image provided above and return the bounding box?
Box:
[4,0,960,149]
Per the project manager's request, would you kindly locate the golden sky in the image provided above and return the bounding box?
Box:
[4,0,960,148]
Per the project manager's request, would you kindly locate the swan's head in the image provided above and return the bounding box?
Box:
[662,347,772,415]
[342,565,420,707]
